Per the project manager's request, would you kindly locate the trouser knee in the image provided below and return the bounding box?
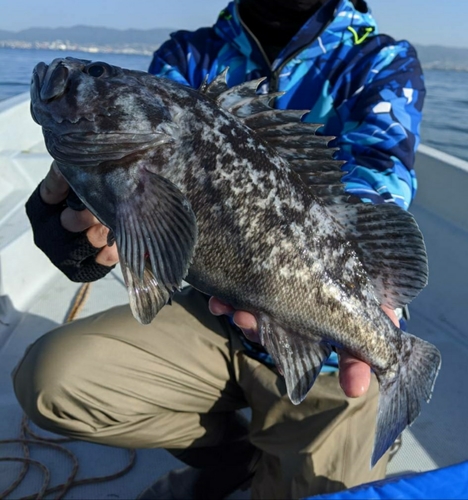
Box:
[12,329,111,438]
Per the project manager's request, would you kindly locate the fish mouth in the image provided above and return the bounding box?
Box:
[32,60,70,102]
[31,61,48,93]
[31,59,71,125]
[31,57,94,125]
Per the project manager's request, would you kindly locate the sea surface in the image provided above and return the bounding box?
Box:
[0,47,150,100]
[0,47,467,161]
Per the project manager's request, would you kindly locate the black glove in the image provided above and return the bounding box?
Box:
[25,183,115,282]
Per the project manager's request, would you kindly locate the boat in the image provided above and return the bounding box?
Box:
[1,92,467,498]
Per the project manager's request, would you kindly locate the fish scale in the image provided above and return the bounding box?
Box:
[30,57,441,467]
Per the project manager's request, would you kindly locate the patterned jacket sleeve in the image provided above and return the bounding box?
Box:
[333,40,425,210]
[148,34,191,84]
[148,29,220,89]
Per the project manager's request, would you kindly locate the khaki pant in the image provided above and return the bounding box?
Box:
[13,288,388,499]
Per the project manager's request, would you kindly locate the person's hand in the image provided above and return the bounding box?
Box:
[26,161,119,282]
[40,162,119,267]
[209,298,399,398]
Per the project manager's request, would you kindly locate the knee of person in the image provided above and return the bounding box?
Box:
[12,329,107,436]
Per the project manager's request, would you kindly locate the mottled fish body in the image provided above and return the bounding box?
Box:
[30,58,441,466]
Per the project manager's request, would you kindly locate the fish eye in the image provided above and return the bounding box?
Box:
[84,62,113,78]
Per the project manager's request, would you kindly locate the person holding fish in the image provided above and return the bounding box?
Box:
[15,0,440,499]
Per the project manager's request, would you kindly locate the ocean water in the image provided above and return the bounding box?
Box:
[419,70,468,162]
[0,47,151,101]
[0,47,467,161]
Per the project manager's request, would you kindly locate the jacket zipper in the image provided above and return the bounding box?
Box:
[270,17,336,92]
[234,1,272,71]
[234,0,337,93]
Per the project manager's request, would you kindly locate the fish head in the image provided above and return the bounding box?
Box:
[30,57,179,168]
[30,58,200,326]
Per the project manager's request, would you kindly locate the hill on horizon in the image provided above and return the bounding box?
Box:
[0,26,467,70]
[0,25,174,47]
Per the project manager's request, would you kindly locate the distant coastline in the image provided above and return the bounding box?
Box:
[0,40,157,56]
[0,25,172,57]
[1,25,468,72]
[420,63,468,72]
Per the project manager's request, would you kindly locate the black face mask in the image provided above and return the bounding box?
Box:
[238,0,325,58]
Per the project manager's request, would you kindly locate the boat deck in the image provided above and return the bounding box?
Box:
[0,94,467,498]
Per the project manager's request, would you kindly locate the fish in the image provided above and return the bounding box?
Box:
[30,57,441,467]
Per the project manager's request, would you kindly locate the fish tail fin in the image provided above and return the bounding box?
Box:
[372,332,441,467]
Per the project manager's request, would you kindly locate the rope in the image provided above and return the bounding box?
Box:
[64,282,92,323]
[0,457,50,500]
[0,415,30,499]
[0,282,138,499]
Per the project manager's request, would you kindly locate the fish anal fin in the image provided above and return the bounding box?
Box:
[116,172,198,324]
[258,314,332,404]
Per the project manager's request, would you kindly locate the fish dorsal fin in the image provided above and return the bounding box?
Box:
[331,202,429,309]
[200,69,347,201]
[216,79,269,112]
[198,68,229,100]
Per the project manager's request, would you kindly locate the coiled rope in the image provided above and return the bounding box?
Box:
[0,282,137,499]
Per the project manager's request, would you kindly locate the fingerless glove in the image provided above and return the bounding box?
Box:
[25,184,115,282]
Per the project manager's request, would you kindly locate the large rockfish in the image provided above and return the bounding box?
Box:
[30,57,441,466]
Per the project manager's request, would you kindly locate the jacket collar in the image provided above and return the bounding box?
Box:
[214,0,378,72]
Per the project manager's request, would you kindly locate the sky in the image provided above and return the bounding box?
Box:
[0,0,467,49]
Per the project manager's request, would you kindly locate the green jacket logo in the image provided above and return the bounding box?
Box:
[347,26,375,45]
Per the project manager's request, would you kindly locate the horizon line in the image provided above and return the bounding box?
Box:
[0,25,467,51]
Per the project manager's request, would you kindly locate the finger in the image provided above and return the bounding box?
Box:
[40,162,70,205]
[87,223,112,249]
[233,311,261,343]
[208,299,260,342]
[60,207,100,233]
[207,298,258,330]
[87,224,119,266]
[208,297,234,316]
[338,350,371,398]
[95,245,120,267]
[232,311,257,331]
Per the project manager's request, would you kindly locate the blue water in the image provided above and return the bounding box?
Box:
[0,47,467,161]
[419,70,468,162]
[0,47,151,101]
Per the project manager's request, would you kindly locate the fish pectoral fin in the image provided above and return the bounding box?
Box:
[258,314,332,405]
[372,332,441,467]
[121,264,172,325]
[115,172,198,325]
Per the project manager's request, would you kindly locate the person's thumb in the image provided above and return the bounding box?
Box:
[40,161,70,205]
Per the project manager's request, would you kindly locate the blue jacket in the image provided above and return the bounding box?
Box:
[147,0,423,369]
[148,0,425,210]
